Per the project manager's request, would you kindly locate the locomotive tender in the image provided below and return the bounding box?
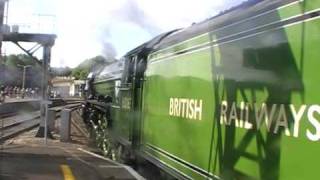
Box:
[84,0,320,179]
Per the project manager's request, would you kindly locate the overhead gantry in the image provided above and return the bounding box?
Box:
[2,32,57,137]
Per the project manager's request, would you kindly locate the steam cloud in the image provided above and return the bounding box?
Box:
[97,0,162,60]
[101,41,117,62]
[114,0,162,35]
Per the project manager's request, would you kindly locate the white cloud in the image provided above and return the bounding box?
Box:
[137,0,224,30]
[5,0,244,68]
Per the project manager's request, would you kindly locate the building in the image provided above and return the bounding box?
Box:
[51,76,85,98]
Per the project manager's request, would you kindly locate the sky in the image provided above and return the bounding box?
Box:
[4,0,242,68]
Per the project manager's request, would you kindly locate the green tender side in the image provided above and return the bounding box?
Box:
[143,47,214,179]
[142,1,320,179]
[94,80,131,141]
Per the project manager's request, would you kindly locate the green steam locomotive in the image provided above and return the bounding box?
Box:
[84,0,320,179]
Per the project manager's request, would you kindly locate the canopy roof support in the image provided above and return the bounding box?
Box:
[3,32,57,138]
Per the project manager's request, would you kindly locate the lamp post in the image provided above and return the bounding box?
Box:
[17,64,31,89]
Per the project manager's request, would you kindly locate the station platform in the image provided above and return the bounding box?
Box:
[0,111,144,180]
[2,97,39,103]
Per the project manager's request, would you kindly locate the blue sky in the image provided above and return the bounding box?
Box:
[4,0,242,67]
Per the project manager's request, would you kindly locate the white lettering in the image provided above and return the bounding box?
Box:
[217,101,320,142]
[255,103,276,131]
[290,104,306,138]
[169,98,174,116]
[220,101,228,124]
[274,104,290,136]
[194,100,202,120]
[306,105,320,141]
[169,98,203,121]
[239,102,245,128]
[229,102,238,126]
[188,99,195,119]
[244,103,252,129]
[174,98,179,116]
[180,99,187,118]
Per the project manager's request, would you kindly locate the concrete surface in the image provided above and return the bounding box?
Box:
[0,110,144,180]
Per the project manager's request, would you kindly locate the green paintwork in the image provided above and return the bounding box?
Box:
[143,48,214,179]
[149,34,210,60]
[89,1,320,179]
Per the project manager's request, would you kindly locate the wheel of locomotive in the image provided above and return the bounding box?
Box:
[81,103,90,124]
[113,143,130,164]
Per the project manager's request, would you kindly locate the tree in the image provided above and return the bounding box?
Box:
[0,54,42,87]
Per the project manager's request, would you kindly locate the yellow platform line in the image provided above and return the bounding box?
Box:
[60,164,75,180]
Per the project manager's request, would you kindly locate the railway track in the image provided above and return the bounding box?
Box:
[0,99,83,143]
[0,112,18,119]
